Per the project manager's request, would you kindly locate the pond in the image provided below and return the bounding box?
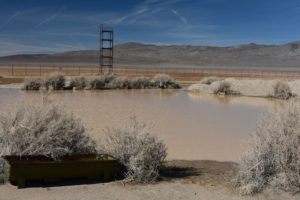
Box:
[0,88,283,161]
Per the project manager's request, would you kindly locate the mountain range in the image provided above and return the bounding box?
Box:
[1,41,300,70]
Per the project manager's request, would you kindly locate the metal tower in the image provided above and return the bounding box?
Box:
[99,24,114,73]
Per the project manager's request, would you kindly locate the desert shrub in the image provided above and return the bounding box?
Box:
[273,81,293,99]
[214,81,232,94]
[22,78,42,90]
[103,117,167,183]
[43,72,65,90]
[0,100,97,159]
[70,77,88,89]
[89,77,105,89]
[235,102,300,194]
[130,76,151,89]
[89,73,117,89]
[200,76,220,85]
[107,76,131,89]
[100,73,116,85]
[0,159,9,184]
[152,74,181,89]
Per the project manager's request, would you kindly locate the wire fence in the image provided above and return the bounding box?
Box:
[1,64,300,80]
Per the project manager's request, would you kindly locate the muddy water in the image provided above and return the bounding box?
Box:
[0,88,281,161]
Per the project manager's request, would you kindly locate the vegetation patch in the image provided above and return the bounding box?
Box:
[0,99,97,160]
[43,72,65,90]
[102,117,167,183]
[23,73,181,90]
[272,81,294,99]
[152,74,181,89]
[70,76,88,90]
[22,78,42,90]
[200,76,220,85]
[214,81,239,95]
[235,102,300,194]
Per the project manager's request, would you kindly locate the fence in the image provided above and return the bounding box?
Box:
[1,64,300,81]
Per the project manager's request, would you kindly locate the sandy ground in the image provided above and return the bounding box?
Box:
[1,160,299,200]
[187,78,300,98]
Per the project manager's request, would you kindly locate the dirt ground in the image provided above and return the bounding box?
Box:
[1,160,299,200]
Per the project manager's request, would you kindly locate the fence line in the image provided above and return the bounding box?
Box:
[1,64,300,80]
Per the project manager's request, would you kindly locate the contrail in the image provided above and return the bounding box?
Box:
[37,6,66,26]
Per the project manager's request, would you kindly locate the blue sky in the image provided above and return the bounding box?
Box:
[0,0,300,56]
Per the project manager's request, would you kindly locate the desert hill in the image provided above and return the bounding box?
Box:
[1,41,300,70]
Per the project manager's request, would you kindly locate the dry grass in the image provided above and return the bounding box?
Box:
[102,117,167,183]
[235,102,300,194]
[0,98,97,160]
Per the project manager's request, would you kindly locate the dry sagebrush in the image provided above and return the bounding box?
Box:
[0,100,97,159]
[200,76,220,85]
[273,81,293,99]
[152,74,181,89]
[24,73,181,90]
[214,81,238,95]
[22,78,42,90]
[235,102,300,194]
[43,72,65,90]
[103,117,167,183]
[70,76,88,89]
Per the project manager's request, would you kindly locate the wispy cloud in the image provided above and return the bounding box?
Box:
[37,6,66,26]
[106,8,148,25]
[0,11,21,29]
[171,9,193,29]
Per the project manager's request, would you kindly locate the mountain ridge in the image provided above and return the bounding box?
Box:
[1,41,300,70]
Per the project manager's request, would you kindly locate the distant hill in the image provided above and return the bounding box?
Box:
[1,41,300,70]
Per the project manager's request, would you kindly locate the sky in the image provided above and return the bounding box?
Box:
[0,0,300,56]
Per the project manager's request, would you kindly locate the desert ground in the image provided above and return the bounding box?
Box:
[1,68,300,199]
[1,160,299,200]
